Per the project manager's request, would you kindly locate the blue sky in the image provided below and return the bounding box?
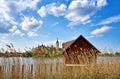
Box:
[0,0,120,52]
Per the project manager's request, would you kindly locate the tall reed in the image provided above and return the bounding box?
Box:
[0,57,120,79]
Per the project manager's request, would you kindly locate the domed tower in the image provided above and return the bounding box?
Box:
[56,38,59,51]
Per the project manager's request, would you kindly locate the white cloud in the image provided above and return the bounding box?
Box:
[7,25,25,36]
[10,20,18,25]
[0,0,39,34]
[0,39,8,44]
[0,0,40,34]
[91,26,112,35]
[52,22,59,27]
[21,16,43,31]
[0,0,39,21]
[67,22,80,28]
[0,0,11,21]
[27,32,38,37]
[14,30,24,36]
[88,34,103,38]
[49,4,67,17]
[9,26,17,32]
[0,21,18,33]
[98,15,120,25]
[65,0,107,27]
[37,3,67,17]
[97,0,107,7]
[37,0,107,27]
[67,20,91,27]
[0,0,18,33]
[37,6,47,17]
[0,36,9,44]
[7,0,39,12]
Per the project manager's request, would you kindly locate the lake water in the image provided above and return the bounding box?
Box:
[97,56,120,62]
[0,56,120,66]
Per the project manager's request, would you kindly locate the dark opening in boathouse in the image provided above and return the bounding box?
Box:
[62,35,100,64]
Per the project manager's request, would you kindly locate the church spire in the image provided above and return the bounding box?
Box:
[56,38,59,50]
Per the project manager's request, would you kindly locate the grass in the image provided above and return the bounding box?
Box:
[0,57,120,79]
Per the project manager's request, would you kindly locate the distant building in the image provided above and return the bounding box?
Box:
[62,35,100,64]
[56,38,59,51]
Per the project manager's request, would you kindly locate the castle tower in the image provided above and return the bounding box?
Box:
[56,38,59,50]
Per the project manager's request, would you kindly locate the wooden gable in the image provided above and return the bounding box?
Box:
[63,35,100,53]
[62,35,100,64]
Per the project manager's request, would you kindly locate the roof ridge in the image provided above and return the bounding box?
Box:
[63,35,82,51]
[63,35,100,53]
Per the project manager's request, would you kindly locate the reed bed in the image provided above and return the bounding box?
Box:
[0,57,120,79]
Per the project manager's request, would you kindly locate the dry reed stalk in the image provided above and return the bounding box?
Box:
[0,66,3,79]
[34,64,40,79]
[31,64,33,75]
[27,65,32,79]
[0,58,120,79]
[50,63,53,73]
[12,65,15,79]
[22,65,24,79]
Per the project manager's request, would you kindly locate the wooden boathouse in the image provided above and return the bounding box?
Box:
[62,35,100,64]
